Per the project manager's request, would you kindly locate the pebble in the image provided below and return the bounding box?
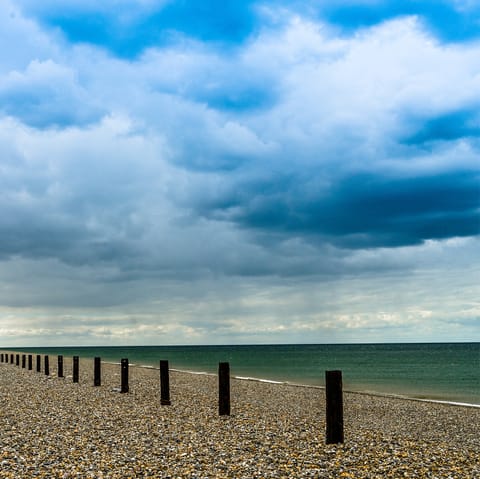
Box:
[0,354,479,478]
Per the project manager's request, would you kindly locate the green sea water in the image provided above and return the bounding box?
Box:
[5,343,479,405]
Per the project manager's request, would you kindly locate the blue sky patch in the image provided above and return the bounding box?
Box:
[25,0,258,58]
[404,109,480,144]
[319,0,480,42]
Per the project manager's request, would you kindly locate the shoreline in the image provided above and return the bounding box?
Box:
[2,349,479,408]
[131,362,480,409]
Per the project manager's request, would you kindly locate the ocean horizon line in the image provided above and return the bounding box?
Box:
[3,340,479,349]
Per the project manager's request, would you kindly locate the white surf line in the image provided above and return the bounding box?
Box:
[170,368,216,377]
[234,375,285,384]
[231,376,480,408]
[344,388,480,409]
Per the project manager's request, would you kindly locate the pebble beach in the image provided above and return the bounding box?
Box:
[0,354,479,478]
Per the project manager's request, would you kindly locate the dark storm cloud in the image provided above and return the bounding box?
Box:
[197,171,480,249]
[0,206,135,267]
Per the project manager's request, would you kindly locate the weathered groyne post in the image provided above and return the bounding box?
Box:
[16,354,19,366]
[28,355,32,370]
[325,370,344,444]
[160,360,171,405]
[36,355,41,372]
[44,356,50,376]
[121,358,129,393]
[218,362,231,416]
[73,356,79,383]
[21,355,26,368]
[94,357,101,387]
[58,355,64,378]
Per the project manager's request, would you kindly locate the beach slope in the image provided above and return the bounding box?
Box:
[0,357,478,478]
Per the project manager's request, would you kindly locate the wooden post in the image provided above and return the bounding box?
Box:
[16,354,19,366]
[160,360,171,405]
[10,354,14,364]
[0,353,3,362]
[44,355,49,376]
[121,358,129,393]
[218,362,230,416]
[73,356,79,383]
[58,355,64,378]
[22,354,26,368]
[325,370,344,444]
[94,357,101,386]
[36,355,41,372]
[28,355,32,370]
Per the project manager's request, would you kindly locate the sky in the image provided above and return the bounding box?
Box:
[0,0,479,346]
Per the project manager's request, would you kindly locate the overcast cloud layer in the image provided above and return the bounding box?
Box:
[0,0,479,346]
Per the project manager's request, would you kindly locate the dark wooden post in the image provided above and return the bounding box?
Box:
[10,354,14,364]
[28,355,32,370]
[0,353,3,362]
[4,354,6,363]
[22,354,26,368]
[44,355,49,376]
[58,355,64,378]
[121,358,129,393]
[160,360,171,405]
[16,354,19,366]
[325,370,344,444]
[73,356,79,383]
[36,355,41,372]
[218,362,230,416]
[94,357,101,386]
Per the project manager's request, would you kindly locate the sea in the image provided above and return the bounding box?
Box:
[6,343,480,406]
